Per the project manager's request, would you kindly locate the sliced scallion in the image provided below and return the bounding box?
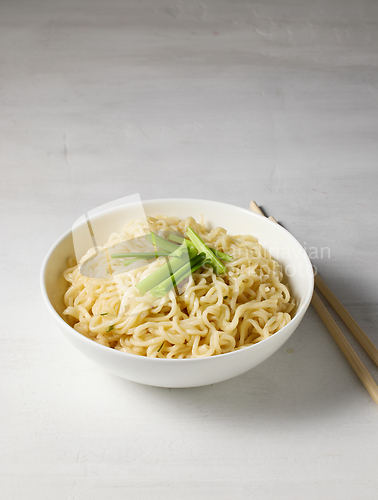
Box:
[123,258,141,267]
[150,253,207,298]
[168,233,196,250]
[145,232,181,254]
[169,232,232,262]
[111,252,170,259]
[135,244,197,295]
[186,227,227,275]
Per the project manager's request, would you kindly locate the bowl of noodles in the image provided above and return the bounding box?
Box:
[40,198,314,388]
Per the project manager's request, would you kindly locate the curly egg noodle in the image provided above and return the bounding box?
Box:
[63,216,295,358]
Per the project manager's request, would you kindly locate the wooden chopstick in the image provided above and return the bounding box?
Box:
[249,200,378,403]
[314,273,378,366]
[311,293,378,403]
[250,201,265,216]
[250,201,378,366]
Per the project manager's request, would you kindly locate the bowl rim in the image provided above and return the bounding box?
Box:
[40,197,314,363]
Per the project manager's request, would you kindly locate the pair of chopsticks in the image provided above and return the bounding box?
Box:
[250,201,378,404]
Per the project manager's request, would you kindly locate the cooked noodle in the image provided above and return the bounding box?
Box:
[63,216,295,358]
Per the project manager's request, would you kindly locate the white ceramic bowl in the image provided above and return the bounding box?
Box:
[40,198,314,388]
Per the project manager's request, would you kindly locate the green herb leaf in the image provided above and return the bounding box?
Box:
[100,312,108,316]
[106,325,114,332]
[157,341,165,353]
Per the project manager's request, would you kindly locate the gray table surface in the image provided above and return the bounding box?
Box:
[1,0,378,499]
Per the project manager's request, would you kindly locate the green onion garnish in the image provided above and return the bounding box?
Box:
[106,325,114,332]
[150,253,206,298]
[168,233,196,250]
[187,227,227,275]
[169,233,232,262]
[100,312,108,316]
[130,230,229,297]
[162,254,208,291]
[212,249,232,262]
[146,232,181,254]
[123,258,141,267]
[111,252,170,259]
[157,341,165,353]
[135,243,197,295]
